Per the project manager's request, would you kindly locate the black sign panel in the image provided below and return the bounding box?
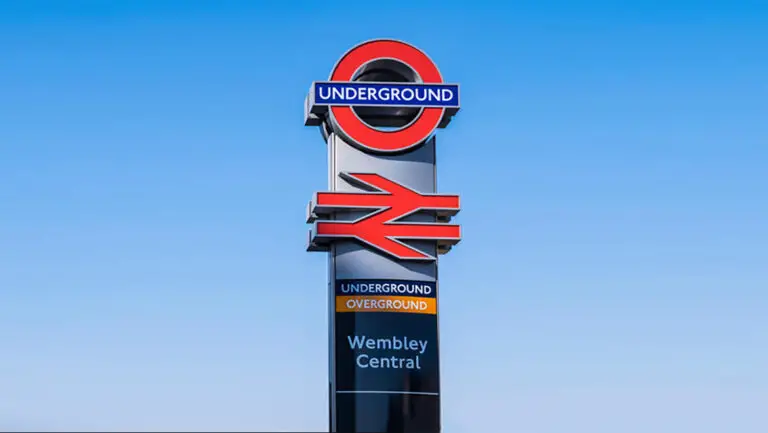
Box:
[332,279,440,433]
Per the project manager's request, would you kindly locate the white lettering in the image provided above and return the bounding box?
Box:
[356,354,369,368]
[354,354,422,369]
[340,282,433,296]
[347,335,428,354]
[323,84,455,105]
[347,335,366,350]
[344,298,428,311]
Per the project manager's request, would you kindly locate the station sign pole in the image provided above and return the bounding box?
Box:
[304,39,461,433]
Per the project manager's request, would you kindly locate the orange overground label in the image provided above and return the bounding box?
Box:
[336,295,437,315]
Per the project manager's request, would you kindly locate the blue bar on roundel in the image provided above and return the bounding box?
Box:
[314,82,460,108]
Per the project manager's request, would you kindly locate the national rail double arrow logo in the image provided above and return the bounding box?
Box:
[306,173,461,261]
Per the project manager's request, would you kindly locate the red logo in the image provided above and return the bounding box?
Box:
[306,39,458,154]
[307,173,461,260]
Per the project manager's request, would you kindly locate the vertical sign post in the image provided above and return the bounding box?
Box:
[304,39,461,433]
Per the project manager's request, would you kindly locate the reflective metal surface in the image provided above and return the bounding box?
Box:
[336,392,440,432]
[328,134,441,432]
[352,60,420,128]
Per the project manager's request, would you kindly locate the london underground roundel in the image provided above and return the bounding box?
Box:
[308,39,460,154]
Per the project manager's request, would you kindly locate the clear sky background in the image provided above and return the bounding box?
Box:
[1,1,766,432]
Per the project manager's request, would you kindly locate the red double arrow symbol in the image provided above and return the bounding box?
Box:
[307,173,461,260]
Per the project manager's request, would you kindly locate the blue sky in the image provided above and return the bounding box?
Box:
[1,1,766,432]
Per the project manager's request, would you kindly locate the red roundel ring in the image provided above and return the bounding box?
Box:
[328,39,445,154]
